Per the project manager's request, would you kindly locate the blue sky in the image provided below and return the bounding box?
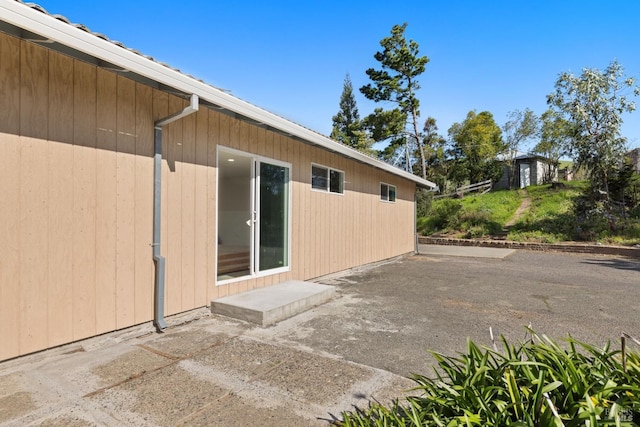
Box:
[36,0,640,150]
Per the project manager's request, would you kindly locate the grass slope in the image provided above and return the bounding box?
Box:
[419,181,640,245]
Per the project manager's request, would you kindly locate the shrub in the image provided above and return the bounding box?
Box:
[416,188,434,219]
[419,199,463,234]
[336,332,640,426]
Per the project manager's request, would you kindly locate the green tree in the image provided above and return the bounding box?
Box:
[330,74,373,153]
[547,60,639,201]
[502,108,539,188]
[421,117,448,192]
[533,109,573,183]
[449,111,505,184]
[360,23,429,178]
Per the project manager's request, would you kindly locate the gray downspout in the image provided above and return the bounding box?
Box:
[414,188,419,255]
[152,94,199,332]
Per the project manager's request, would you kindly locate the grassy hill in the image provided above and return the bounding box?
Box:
[419,181,640,245]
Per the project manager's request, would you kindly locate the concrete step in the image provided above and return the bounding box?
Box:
[210,280,336,326]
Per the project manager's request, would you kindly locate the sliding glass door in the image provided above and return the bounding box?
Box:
[257,161,289,272]
[217,148,290,282]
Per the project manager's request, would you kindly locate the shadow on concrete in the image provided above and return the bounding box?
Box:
[581,258,640,272]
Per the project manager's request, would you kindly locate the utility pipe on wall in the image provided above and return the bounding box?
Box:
[152,94,199,331]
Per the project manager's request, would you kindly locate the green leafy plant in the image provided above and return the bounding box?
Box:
[336,332,640,426]
[419,190,520,237]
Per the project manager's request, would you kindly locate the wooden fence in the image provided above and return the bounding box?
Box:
[434,179,492,199]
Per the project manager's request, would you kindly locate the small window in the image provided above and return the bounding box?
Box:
[311,164,344,194]
[380,183,396,202]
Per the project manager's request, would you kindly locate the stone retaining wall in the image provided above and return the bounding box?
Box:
[419,236,640,258]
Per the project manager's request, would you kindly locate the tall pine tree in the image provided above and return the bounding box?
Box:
[331,74,372,153]
[360,23,429,178]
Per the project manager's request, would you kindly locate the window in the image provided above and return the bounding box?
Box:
[380,183,396,202]
[311,164,344,194]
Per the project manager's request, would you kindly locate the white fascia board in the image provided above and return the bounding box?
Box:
[2,0,436,190]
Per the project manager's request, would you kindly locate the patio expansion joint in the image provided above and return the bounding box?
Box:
[81,334,242,399]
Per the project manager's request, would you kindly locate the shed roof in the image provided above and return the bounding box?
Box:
[0,0,436,190]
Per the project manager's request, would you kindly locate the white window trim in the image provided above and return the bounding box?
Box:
[380,182,397,203]
[311,163,345,195]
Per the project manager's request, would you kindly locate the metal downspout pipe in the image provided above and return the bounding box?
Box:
[152,94,199,332]
[414,189,420,255]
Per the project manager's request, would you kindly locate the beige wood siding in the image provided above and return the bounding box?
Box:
[0,32,416,361]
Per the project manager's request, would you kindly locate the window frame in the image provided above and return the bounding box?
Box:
[311,163,345,195]
[380,182,397,203]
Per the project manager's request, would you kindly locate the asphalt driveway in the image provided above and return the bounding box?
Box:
[1,247,639,426]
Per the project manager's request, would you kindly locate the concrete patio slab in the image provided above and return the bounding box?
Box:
[1,250,635,426]
[418,243,515,259]
[210,280,335,326]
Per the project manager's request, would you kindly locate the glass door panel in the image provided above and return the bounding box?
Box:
[217,150,253,280]
[257,162,289,272]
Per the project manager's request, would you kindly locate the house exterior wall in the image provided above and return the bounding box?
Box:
[0,33,417,361]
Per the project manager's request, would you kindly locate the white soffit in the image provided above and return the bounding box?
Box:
[1,0,436,189]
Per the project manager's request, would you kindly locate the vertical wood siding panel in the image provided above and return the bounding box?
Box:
[181,109,196,310]
[343,163,351,270]
[301,143,310,279]
[166,96,183,315]
[227,115,239,150]
[324,151,333,275]
[349,164,357,268]
[0,34,20,135]
[331,154,339,273]
[47,53,74,347]
[302,141,310,279]
[351,164,360,268]
[319,149,329,277]
[372,170,379,260]
[152,90,169,316]
[194,108,209,306]
[306,146,315,279]
[303,143,312,279]
[238,120,250,153]
[260,126,271,158]
[244,122,254,156]
[48,53,73,144]
[207,110,220,298]
[314,148,323,278]
[134,83,154,324]
[95,69,117,334]
[19,136,49,355]
[298,139,306,279]
[20,42,48,140]
[18,41,49,354]
[366,168,373,263]
[370,168,377,263]
[236,117,248,152]
[309,147,317,278]
[0,133,21,360]
[72,61,97,340]
[115,76,136,328]
[338,155,347,271]
[356,164,363,266]
[289,138,299,277]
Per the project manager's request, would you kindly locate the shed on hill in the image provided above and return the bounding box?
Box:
[496,153,557,189]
